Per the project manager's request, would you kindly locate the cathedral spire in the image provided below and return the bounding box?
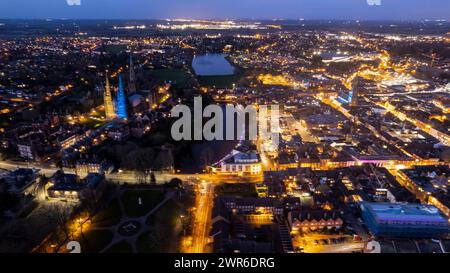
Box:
[104,70,116,120]
[116,73,128,120]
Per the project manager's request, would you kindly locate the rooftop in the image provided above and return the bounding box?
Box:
[362,202,449,224]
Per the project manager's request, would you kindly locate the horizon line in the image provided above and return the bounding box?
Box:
[0,17,448,22]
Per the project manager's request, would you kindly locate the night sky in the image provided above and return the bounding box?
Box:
[0,0,449,20]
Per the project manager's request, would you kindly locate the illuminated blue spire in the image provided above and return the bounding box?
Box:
[116,74,128,119]
[348,90,353,103]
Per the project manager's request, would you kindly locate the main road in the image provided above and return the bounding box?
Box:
[187,182,215,253]
[0,160,263,184]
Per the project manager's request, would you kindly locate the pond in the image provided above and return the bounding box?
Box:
[192,53,235,76]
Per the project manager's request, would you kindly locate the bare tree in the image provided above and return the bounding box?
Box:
[200,147,214,170]
[42,204,72,252]
[126,148,154,184]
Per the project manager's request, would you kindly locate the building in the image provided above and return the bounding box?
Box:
[106,123,130,142]
[399,166,450,217]
[75,159,112,177]
[3,168,40,195]
[211,149,262,175]
[17,142,38,160]
[219,196,301,216]
[47,170,106,202]
[210,197,297,253]
[288,210,344,232]
[337,77,361,106]
[360,202,450,238]
[56,133,78,149]
[255,183,268,197]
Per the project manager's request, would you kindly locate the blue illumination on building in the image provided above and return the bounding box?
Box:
[360,202,450,238]
[347,90,353,103]
[116,74,128,120]
[337,90,350,104]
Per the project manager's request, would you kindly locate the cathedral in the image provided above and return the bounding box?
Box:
[103,71,116,120]
[103,71,127,120]
[103,52,156,120]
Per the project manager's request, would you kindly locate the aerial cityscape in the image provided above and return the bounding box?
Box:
[0,0,449,258]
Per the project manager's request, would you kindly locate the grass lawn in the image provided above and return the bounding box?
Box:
[92,199,122,227]
[79,229,114,253]
[80,117,106,129]
[137,200,181,253]
[104,240,133,253]
[150,69,192,89]
[121,189,165,218]
[136,231,159,253]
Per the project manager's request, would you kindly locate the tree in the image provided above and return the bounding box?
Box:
[127,148,155,184]
[441,148,450,163]
[154,147,174,171]
[311,55,323,68]
[80,189,99,239]
[0,192,19,215]
[199,147,214,170]
[42,204,72,252]
[150,172,156,185]
[0,182,20,215]
[166,178,183,189]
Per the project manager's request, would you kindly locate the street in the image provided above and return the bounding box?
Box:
[187,182,215,253]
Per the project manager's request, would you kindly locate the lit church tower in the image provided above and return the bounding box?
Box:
[116,74,128,120]
[104,71,116,120]
[128,54,137,93]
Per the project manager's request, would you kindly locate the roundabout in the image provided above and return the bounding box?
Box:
[117,220,142,237]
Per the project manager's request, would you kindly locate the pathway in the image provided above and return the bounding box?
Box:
[83,189,177,253]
